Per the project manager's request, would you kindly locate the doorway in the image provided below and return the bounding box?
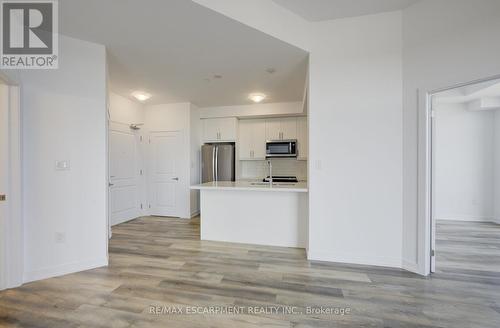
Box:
[0,76,22,290]
[109,122,144,226]
[429,77,500,274]
[148,131,182,217]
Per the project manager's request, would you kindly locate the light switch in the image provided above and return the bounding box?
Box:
[55,160,70,171]
[315,160,322,170]
[55,232,66,243]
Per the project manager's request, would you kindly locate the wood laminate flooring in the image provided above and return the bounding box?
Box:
[0,217,499,327]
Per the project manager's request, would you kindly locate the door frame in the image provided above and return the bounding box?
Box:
[0,73,22,290]
[423,74,500,275]
[147,130,184,218]
[109,120,144,226]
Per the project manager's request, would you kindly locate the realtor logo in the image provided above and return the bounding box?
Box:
[1,0,58,69]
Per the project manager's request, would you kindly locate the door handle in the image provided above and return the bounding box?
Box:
[0,195,6,201]
[172,177,179,181]
[108,183,114,187]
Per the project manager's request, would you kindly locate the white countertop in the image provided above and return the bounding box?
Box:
[190,181,308,193]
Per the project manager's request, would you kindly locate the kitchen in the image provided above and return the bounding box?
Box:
[191,111,309,249]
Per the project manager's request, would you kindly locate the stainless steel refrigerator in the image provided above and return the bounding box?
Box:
[201,143,235,183]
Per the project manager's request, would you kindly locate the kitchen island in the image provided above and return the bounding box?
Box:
[191,181,308,248]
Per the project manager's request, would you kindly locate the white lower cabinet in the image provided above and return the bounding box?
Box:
[239,119,266,160]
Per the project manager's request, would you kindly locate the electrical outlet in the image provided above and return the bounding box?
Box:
[55,232,66,243]
[55,160,70,171]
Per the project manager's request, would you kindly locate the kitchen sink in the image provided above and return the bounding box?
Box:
[250,182,296,186]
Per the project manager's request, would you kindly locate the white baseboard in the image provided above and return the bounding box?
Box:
[111,214,141,226]
[307,249,402,270]
[437,217,495,223]
[402,259,421,274]
[23,257,108,284]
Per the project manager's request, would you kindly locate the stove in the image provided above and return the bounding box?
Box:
[262,176,298,183]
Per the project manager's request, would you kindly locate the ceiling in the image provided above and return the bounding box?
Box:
[435,80,500,103]
[272,0,420,21]
[434,80,500,110]
[59,0,308,107]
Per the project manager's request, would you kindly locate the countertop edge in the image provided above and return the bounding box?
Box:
[190,185,308,193]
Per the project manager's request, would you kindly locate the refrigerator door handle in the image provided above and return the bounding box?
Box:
[214,146,219,181]
[212,146,216,181]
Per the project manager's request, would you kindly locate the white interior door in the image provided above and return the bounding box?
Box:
[148,131,181,217]
[0,81,21,290]
[0,83,9,290]
[109,122,142,226]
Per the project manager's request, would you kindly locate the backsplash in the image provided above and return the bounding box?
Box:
[239,159,307,181]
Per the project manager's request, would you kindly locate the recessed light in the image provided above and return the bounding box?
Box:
[131,91,152,102]
[248,93,266,103]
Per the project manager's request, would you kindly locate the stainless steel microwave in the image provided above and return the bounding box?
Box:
[266,140,297,158]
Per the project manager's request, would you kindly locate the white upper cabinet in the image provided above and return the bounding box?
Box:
[280,117,297,140]
[238,120,266,160]
[265,117,297,141]
[202,118,237,142]
[296,116,308,160]
[265,118,281,141]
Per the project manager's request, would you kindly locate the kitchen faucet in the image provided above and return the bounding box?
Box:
[267,159,273,185]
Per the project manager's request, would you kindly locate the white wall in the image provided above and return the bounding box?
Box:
[402,0,500,273]
[435,103,494,221]
[109,92,145,125]
[194,1,404,269]
[495,110,500,224]
[199,101,303,118]
[1,35,108,282]
[307,12,403,268]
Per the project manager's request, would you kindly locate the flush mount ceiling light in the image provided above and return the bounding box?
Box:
[131,91,152,102]
[248,93,266,103]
